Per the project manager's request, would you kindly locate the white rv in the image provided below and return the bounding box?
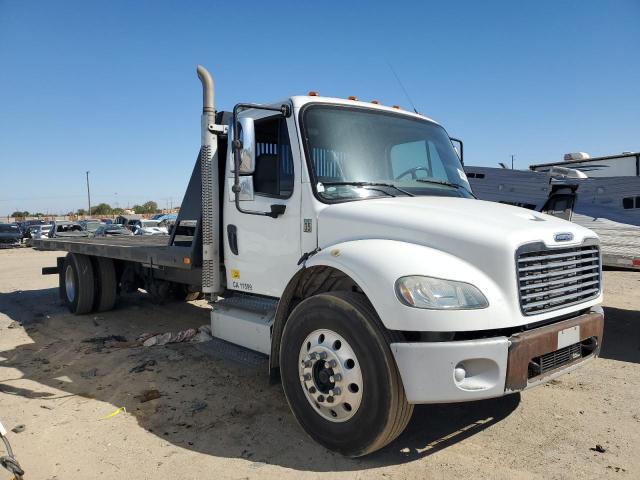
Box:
[531,151,640,178]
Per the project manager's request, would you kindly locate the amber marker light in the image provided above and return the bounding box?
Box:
[308,91,320,96]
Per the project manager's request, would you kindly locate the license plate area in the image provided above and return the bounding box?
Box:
[558,325,580,349]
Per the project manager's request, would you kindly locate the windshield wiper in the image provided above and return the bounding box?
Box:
[414,178,476,197]
[320,181,415,197]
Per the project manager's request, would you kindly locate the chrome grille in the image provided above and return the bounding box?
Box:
[517,242,600,315]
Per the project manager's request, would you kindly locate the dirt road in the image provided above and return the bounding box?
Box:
[0,248,638,479]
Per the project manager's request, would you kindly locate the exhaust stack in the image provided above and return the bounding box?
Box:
[197,65,215,113]
[196,65,220,295]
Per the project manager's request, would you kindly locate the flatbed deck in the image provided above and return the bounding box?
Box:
[32,236,195,269]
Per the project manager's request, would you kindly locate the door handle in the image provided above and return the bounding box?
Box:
[269,204,286,218]
[227,224,239,255]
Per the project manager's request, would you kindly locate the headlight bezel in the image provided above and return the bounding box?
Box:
[394,275,489,310]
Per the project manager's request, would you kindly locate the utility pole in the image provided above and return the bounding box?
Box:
[511,155,515,170]
[86,171,92,217]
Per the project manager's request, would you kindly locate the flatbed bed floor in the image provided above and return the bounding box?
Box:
[32,236,195,269]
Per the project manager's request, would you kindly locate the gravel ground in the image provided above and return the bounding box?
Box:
[0,248,638,479]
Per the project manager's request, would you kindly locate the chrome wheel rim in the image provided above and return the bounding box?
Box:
[298,329,363,422]
[65,264,76,303]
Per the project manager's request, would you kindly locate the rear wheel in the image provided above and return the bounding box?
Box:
[94,257,117,312]
[63,253,95,314]
[280,291,413,457]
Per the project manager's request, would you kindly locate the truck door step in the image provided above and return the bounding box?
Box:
[210,294,277,355]
[192,337,268,367]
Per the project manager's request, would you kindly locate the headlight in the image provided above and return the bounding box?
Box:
[395,275,489,310]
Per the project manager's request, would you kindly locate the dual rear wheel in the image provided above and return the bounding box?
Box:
[62,253,117,314]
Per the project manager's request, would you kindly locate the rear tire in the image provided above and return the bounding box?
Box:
[280,291,413,457]
[94,257,117,312]
[63,253,95,315]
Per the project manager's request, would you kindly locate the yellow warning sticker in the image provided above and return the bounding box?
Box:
[231,269,240,280]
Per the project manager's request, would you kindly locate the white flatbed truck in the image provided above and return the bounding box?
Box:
[34,66,605,457]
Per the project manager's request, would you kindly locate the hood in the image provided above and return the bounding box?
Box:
[317,196,598,289]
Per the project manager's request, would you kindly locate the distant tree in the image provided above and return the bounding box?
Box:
[142,201,159,214]
[112,207,125,215]
[92,203,113,215]
[11,211,29,218]
[132,204,143,214]
[34,212,44,217]
[77,208,87,216]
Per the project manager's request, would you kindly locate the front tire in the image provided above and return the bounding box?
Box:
[280,291,413,457]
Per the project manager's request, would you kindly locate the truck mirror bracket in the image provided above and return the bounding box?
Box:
[207,123,228,135]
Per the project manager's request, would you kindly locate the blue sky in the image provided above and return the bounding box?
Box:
[1,0,638,215]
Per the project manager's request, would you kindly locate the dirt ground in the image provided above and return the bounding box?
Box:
[0,248,638,479]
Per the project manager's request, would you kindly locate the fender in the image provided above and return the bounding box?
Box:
[304,239,509,331]
[269,239,510,375]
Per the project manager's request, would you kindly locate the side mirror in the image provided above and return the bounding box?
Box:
[237,117,255,174]
[450,137,464,165]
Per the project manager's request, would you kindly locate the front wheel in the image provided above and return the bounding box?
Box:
[280,291,413,457]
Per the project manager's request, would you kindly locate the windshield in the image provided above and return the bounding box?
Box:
[141,220,160,227]
[302,106,473,202]
[0,225,19,233]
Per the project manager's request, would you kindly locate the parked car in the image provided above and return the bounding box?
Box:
[50,221,85,237]
[26,224,53,245]
[0,223,22,247]
[78,220,103,234]
[94,224,134,237]
[19,219,46,240]
[100,218,113,225]
[130,219,168,236]
[155,213,177,232]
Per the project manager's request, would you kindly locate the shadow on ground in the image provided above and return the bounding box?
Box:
[0,287,522,472]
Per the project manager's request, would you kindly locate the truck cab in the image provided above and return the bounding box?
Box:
[213,87,603,455]
[37,66,604,457]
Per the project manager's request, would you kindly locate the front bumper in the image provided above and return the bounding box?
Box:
[390,307,604,404]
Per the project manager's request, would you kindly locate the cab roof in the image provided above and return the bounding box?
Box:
[289,95,440,125]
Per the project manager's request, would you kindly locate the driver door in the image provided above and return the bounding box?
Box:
[223,113,302,297]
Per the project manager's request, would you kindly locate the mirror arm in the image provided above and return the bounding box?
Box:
[450,137,464,165]
[232,102,291,218]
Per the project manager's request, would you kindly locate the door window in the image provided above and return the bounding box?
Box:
[253,117,294,198]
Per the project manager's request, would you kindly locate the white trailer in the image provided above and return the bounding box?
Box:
[35,66,605,457]
[531,151,640,177]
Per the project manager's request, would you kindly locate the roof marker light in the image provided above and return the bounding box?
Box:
[308,91,320,96]
[348,96,358,101]
[371,100,380,104]
[392,105,401,109]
